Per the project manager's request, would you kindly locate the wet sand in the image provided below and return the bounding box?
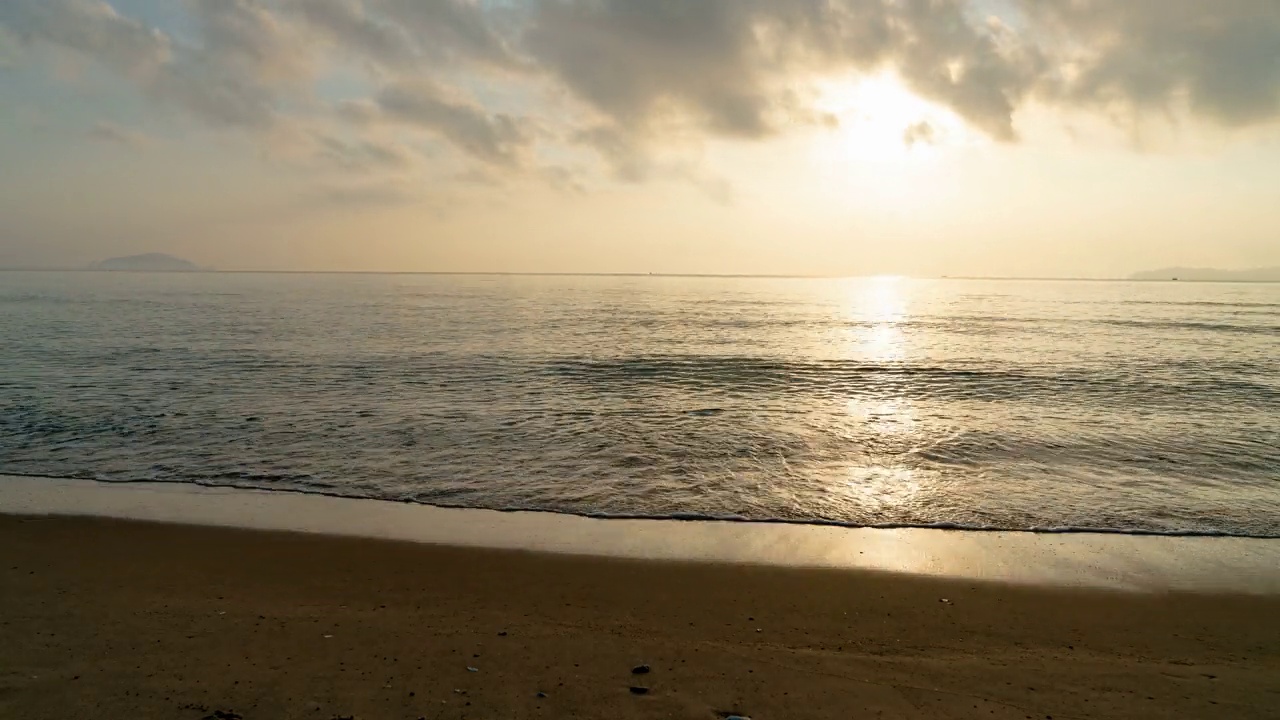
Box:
[2,514,1278,719]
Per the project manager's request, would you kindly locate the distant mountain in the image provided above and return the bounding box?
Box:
[1129,267,1280,282]
[91,253,204,272]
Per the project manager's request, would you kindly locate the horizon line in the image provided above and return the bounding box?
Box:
[2,268,1279,283]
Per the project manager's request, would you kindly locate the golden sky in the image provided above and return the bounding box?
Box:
[1,0,1278,276]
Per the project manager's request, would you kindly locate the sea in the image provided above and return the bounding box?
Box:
[1,271,1277,537]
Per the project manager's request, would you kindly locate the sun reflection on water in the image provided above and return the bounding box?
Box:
[844,275,908,363]
[847,397,918,434]
[831,276,930,516]
[844,465,926,515]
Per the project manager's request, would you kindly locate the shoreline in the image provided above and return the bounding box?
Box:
[3,513,1279,719]
[3,473,1280,593]
[4,470,1275,538]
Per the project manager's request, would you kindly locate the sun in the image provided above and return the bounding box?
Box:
[813,73,967,164]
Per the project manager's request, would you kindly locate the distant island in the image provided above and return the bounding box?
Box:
[1129,267,1280,282]
[91,253,205,272]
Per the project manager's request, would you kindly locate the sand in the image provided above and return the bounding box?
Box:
[2,515,1278,719]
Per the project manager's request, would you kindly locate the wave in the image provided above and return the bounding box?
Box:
[1119,300,1280,309]
[1096,319,1280,334]
[543,355,1280,404]
[4,471,1278,540]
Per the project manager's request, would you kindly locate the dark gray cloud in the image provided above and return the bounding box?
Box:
[539,165,586,195]
[190,0,311,84]
[890,0,1045,141]
[87,121,148,148]
[375,0,520,70]
[525,1,830,139]
[289,0,520,71]
[5,0,1280,195]
[2,0,527,167]
[362,81,531,166]
[1022,0,1280,126]
[0,0,171,75]
[0,0,303,130]
[575,124,651,182]
[287,0,417,68]
[86,121,149,150]
[573,124,734,202]
[314,134,417,172]
[523,0,1041,142]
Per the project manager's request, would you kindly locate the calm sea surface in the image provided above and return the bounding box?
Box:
[2,271,1277,536]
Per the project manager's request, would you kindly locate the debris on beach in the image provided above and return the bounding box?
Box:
[201,711,243,720]
[631,664,651,675]
[466,666,479,672]
[536,692,548,698]
[629,686,650,695]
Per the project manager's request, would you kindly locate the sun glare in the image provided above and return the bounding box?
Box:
[814,73,968,164]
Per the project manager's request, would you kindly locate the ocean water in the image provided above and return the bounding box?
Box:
[2,271,1278,536]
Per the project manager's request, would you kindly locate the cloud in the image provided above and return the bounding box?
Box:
[684,170,734,205]
[524,0,1041,144]
[539,165,586,195]
[189,0,313,85]
[1022,0,1280,127]
[890,0,1045,142]
[0,24,19,66]
[0,0,308,130]
[373,0,521,70]
[902,120,936,147]
[0,0,171,76]
[87,121,149,149]
[5,0,1280,202]
[288,0,521,71]
[524,1,824,140]
[287,0,416,69]
[351,80,532,167]
[576,124,651,182]
[314,134,417,172]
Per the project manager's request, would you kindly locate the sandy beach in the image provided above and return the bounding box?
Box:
[2,515,1278,719]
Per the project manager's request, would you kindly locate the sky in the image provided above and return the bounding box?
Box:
[1,0,1278,277]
